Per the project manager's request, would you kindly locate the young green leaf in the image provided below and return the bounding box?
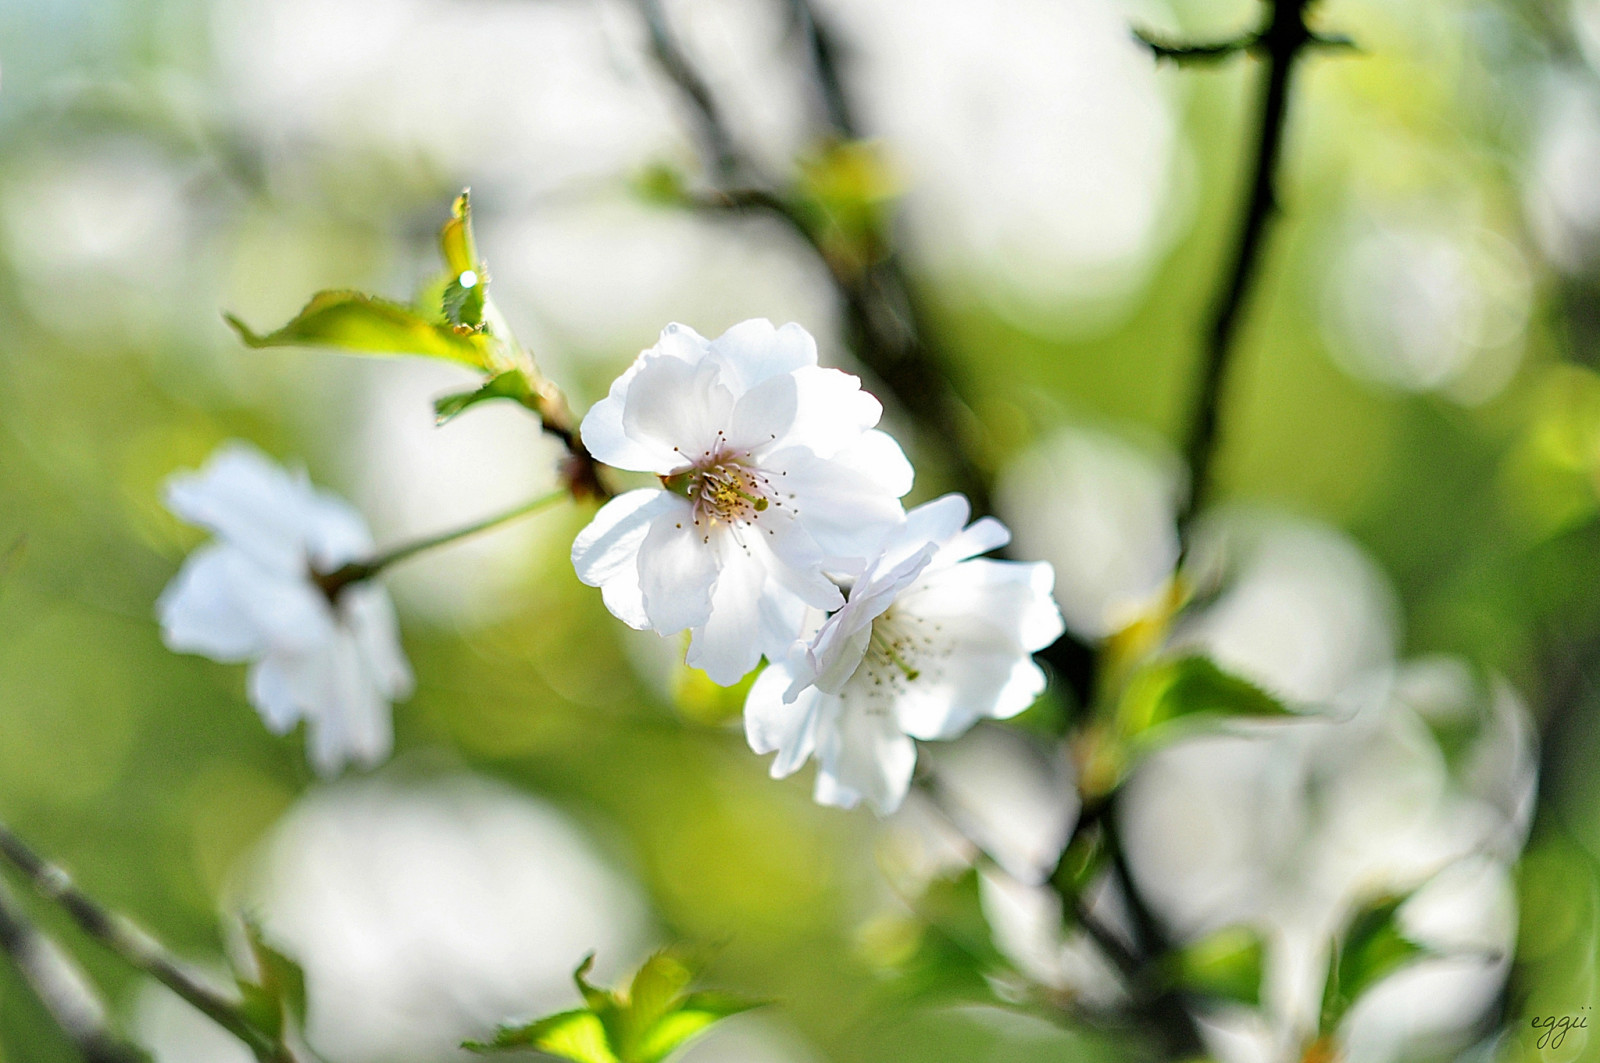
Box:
[233,917,308,1042]
[1318,893,1430,1034]
[226,291,497,370]
[465,1010,618,1063]
[1118,655,1293,742]
[468,951,763,1063]
[1161,924,1266,1007]
[434,371,535,425]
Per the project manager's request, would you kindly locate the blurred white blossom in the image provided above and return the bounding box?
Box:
[242,775,648,1063]
[572,319,912,684]
[997,427,1182,640]
[158,442,412,775]
[1321,211,1530,405]
[744,495,1063,813]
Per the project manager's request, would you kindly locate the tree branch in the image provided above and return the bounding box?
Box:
[0,878,147,1063]
[1174,0,1331,538]
[0,824,296,1063]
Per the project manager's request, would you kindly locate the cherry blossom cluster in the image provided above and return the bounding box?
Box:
[156,320,1064,812]
[572,320,1065,812]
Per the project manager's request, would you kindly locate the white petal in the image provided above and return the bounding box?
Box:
[164,442,315,572]
[706,319,817,394]
[684,544,768,684]
[157,545,271,662]
[653,321,712,363]
[769,446,909,562]
[754,515,845,614]
[936,516,1012,567]
[342,584,415,701]
[725,372,799,455]
[905,559,1066,653]
[160,545,333,661]
[304,630,393,776]
[247,656,303,734]
[744,662,828,778]
[775,366,885,458]
[305,490,376,573]
[580,334,705,474]
[571,490,682,629]
[891,495,972,565]
[893,651,1047,741]
[815,695,918,814]
[637,511,720,636]
[622,355,733,465]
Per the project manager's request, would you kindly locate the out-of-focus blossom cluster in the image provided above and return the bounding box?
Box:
[903,424,1538,1063]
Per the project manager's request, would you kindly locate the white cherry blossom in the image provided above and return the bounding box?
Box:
[157,442,412,775]
[744,494,1065,813]
[571,319,913,684]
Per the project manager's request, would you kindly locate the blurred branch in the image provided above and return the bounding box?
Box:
[636,0,994,515]
[1170,0,1350,539]
[785,0,860,138]
[0,878,148,1063]
[634,0,742,184]
[0,824,299,1063]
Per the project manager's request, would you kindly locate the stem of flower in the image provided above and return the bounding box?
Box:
[0,876,148,1063]
[314,488,570,601]
[0,824,296,1063]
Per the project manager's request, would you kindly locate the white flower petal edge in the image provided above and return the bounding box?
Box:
[157,442,413,775]
[744,494,1066,814]
[573,319,913,685]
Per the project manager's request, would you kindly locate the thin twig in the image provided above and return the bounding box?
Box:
[0,878,147,1063]
[314,488,569,601]
[0,824,294,1063]
[1135,28,1257,65]
[1174,0,1327,539]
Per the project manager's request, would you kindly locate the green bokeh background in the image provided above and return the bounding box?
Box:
[2,0,1599,1060]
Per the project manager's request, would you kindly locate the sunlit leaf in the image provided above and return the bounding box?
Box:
[465,1010,619,1063]
[226,291,496,370]
[1318,893,1429,1033]
[469,951,762,1063]
[1118,655,1292,741]
[633,993,758,1063]
[1162,924,1266,1007]
[438,191,487,329]
[434,371,534,425]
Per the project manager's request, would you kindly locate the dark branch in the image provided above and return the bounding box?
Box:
[1174,0,1341,538]
[0,825,296,1063]
[0,879,147,1063]
[785,0,860,138]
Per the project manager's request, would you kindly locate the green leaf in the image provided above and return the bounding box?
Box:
[633,994,759,1063]
[469,952,763,1062]
[440,190,480,277]
[434,371,534,424]
[1118,655,1293,742]
[1163,925,1266,1007]
[233,917,307,1041]
[1319,894,1429,1033]
[226,290,496,370]
[465,1010,619,1063]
